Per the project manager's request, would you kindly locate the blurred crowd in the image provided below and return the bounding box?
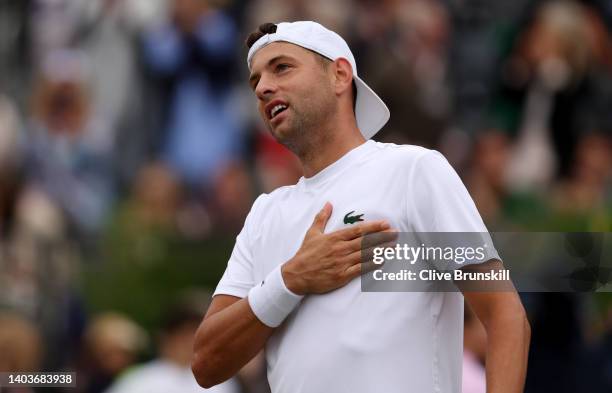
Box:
[0,0,610,392]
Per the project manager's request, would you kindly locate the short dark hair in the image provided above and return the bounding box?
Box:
[246,22,357,112]
[246,23,277,49]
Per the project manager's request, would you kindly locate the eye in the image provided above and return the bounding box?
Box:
[275,63,291,72]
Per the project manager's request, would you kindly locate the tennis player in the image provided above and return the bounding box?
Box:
[192,21,530,393]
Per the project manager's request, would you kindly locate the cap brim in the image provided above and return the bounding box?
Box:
[354,75,390,139]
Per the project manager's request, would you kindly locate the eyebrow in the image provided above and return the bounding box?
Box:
[249,55,295,90]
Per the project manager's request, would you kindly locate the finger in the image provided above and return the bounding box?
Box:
[344,261,382,280]
[344,230,399,253]
[334,220,390,241]
[310,202,333,233]
[345,241,395,266]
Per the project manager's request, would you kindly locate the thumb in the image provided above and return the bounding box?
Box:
[311,202,333,233]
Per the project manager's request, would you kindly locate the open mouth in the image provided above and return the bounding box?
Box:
[266,100,289,120]
[270,104,288,119]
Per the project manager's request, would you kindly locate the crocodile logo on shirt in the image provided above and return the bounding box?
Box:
[343,211,364,225]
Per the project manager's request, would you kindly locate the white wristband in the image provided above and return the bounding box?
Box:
[248,264,304,327]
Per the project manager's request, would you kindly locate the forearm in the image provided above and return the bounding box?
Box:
[192,297,274,388]
[484,309,531,393]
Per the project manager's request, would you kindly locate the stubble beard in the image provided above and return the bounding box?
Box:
[269,85,337,160]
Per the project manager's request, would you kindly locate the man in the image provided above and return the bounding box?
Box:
[192,21,530,393]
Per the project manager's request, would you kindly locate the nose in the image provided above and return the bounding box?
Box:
[255,73,276,101]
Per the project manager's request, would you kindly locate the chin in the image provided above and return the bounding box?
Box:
[270,124,295,143]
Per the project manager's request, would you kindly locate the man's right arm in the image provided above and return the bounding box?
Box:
[191,294,274,388]
[191,202,393,388]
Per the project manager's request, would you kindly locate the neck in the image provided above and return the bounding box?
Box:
[297,116,365,178]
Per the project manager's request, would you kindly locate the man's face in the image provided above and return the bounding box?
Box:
[249,42,337,148]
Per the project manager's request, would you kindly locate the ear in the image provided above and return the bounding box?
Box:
[332,58,354,97]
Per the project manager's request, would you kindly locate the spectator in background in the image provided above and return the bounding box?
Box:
[73,0,153,130]
[116,162,185,235]
[364,0,451,148]
[24,50,115,236]
[1,89,87,370]
[464,130,513,226]
[75,0,168,186]
[550,132,611,230]
[104,291,239,393]
[492,0,612,188]
[143,0,245,192]
[78,312,148,393]
[350,0,399,58]
[464,130,549,230]
[209,161,254,233]
[105,160,217,250]
[28,0,167,187]
[1,187,81,371]
[446,0,533,137]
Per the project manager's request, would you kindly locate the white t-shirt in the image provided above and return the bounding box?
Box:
[104,360,239,393]
[214,140,497,393]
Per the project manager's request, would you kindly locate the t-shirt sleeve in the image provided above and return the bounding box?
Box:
[407,150,501,267]
[213,194,266,298]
